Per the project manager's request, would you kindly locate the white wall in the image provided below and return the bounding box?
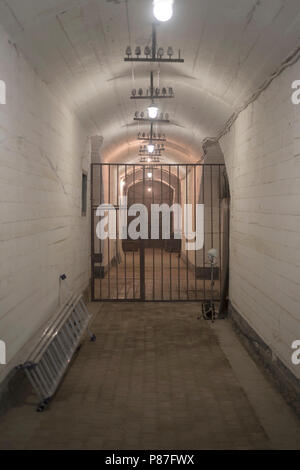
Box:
[0,25,91,381]
[220,60,300,379]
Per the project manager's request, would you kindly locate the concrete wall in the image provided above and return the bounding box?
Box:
[181,145,225,272]
[0,25,91,382]
[220,60,300,379]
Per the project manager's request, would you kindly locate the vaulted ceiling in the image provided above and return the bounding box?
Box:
[1,0,300,163]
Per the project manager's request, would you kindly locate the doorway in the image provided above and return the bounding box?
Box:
[91,164,225,301]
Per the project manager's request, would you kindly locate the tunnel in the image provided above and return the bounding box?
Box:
[0,0,299,451]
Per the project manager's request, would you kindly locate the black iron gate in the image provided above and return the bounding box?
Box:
[91,163,226,302]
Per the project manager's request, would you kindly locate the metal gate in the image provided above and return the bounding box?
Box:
[91,163,226,302]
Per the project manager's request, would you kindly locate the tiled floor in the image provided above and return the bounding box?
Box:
[0,302,299,450]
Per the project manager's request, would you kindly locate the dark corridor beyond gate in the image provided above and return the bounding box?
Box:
[91,164,227,301]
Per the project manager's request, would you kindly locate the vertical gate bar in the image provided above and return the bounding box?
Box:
[194,165,197,300]
[186,165,189,300]
[91,164,95,301]
[133,165,136,299]
[116,164,119,300]
[161,165,163,300]
[169,165,172,300]
[211,165,213,250]
[140,244,145,300]
[219,165,222,300]
[125,164,127,299]
[177,165,180,300]
[140,165,145,301]
[152,166,155,300]
[202,165,206,300]
[100,164,102,300]
[211,165,214,303]
[108,165,111,299]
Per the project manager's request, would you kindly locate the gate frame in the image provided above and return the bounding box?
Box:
[91,163,225,303]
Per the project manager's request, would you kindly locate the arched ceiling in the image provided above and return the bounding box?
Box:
[1,0,300,163]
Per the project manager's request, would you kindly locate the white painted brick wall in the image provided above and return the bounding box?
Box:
[0,25,91,382]
[220,59,300,379]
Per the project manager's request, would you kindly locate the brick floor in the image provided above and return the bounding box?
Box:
[0,302,298,449]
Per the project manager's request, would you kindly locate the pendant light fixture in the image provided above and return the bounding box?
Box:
[147,144,155,153]
[147,104,159,119]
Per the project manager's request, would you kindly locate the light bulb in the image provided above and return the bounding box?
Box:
[153,0,174,22]
[148,187,152,192]
[147,172,153,178]
[148,144,155,153]
[147,105,159,119]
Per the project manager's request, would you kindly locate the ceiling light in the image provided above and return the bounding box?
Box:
[147,105,159,119]
[148,144,155,153]
[153,0,174,22]
[148,187,152,192]
[147,172,153,178]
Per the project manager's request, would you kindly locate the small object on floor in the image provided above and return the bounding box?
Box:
[37,398,51,413]
[89,333,97,342]
[201,302,216,322]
